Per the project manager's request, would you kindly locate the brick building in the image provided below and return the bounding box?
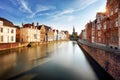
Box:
[15,25,20,42]
[105,0,120,48]
[85,21,92,42]
[95,12,106,44]
[91,19,97,43]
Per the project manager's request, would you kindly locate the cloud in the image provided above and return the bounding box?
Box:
[59,9,75,16]
[75,0,97,9]
[28,5,56,18]
[9,0,18,6]
[52,9,76,20]
[18,0,32,13]
[36,5,56,13]
[28,13,51,18]
[67,16,75,21]
[52,0,98,19]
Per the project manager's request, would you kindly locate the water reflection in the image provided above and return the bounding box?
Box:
[50,41,98,80]
[0,43,56,78]
[0,41,98,80]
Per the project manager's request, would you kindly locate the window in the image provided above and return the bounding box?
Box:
[11,29,14,33]
[34,34,37,39]
[11,36,14,41]
[99,38,101,42]
[0,28,3,32]
[110,10,113,16]
[104,22,106,29]
[115,8,118,13]
[115,19,119,27]
[0,36,3,42]
[98,31,101,36]
[7,29,9,33]
[97,24,101,30]
[115,5,118,13]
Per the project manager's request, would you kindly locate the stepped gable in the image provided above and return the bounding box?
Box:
[0,17,14,27]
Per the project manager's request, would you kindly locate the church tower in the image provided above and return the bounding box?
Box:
[73,26,75,34]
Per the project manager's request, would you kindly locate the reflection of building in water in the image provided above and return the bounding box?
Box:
[0,52,17,75]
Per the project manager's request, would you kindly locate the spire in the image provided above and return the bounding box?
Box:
[73,26,75,33]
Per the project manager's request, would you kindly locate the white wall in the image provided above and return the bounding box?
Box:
[0,24,16,43]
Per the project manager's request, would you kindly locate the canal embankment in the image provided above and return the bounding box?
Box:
[0,40,68,51]
[78,39,120,80]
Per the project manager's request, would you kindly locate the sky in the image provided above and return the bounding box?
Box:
[0,0,106,34]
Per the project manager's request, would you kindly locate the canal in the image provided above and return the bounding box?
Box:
[0,41,114,80]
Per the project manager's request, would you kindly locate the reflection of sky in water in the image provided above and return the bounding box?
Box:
[51,41,98,80]
[0,41,98,80]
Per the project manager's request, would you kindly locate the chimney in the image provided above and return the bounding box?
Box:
[37,22,39,26]
[32,22,34,28]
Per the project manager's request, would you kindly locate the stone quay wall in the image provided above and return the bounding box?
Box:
[0,42,28,51]
[78,40,120,80]
[0,40,68,51]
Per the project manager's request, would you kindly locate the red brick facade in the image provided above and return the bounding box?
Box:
[85,21,92,43]
[105,0,120,47]
[80,0,120,48]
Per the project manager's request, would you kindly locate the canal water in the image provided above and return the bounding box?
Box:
[0,41,113,80]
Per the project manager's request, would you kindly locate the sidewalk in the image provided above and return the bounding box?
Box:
[78,39,120,54]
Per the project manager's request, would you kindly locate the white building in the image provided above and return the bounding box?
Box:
[20,23,40,42]
[53,29,58,41]
[0,19,16,43]
[58,31,66,40]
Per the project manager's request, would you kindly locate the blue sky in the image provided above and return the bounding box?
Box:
[0,0,106,34]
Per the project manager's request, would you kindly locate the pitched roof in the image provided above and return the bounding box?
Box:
[37,25,51,31]
[14,25,20,29]
[0,17,14,27]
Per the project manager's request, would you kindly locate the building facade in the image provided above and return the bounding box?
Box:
[37,24,46,42]
[53,29,58,41]
[0,18,16,43]
[106,0,120,48]
[20,23,40,42]
[91,20,97,43]
[48,29,54,41]
[85,21,92,43]
[95,13,106,44]
[80,0,120,49]
[15,26,20,42]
